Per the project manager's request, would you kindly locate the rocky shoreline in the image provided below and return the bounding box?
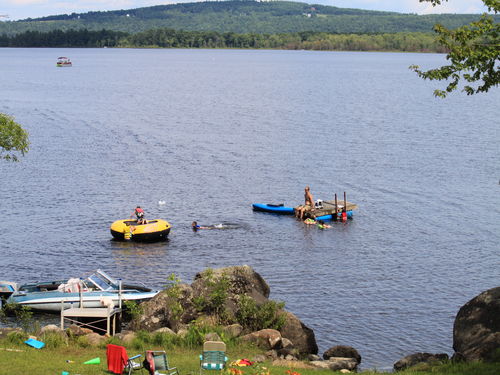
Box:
[2,265,499,372]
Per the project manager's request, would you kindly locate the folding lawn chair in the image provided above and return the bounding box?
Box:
[199,341,228,375]
[144,350,179,375]
[106,344,143,375]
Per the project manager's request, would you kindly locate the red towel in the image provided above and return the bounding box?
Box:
[107,344,129,374]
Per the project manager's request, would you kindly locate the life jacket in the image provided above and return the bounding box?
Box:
[135,208,144,217]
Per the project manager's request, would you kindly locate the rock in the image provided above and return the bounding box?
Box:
[115,330,136,344]
[453,286,500,362]
[285,354,296,361]
[85,332,107,346]
[310,360,331,369]
[340,370,351,374]
[130,283,196,331]
[323,345,361,364]
[327,357,358,371]
[40,324,64,334]
[393,353,449,371]
[66,325,93,336]
[193,265,270,301]
[204,332,221,341]
[271,359,315,369]
[281,337,294,349]
[252,354,267,363]
[154,327,176,335]
[240,329,282,350]
[265,350,278,360]
[223,323,243,338]
[279,311,318,355]
[277,348,299,358]
[307,354,320,361]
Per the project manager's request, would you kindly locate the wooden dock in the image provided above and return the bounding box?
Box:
[297,192,358,220]
[61,305,121,336]
[59,280,124,336]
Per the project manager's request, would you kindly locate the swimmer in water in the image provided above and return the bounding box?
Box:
[191,221,209,231]
[317,220,331,229]
[192,221,241,231]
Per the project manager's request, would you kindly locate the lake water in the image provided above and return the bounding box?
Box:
[0,48,498,369]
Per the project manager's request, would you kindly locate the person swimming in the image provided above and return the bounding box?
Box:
[317,220,331,229]
[191,221,241,231]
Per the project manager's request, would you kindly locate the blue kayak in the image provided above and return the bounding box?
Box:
[252,203,295,215]
[315,210,353,221]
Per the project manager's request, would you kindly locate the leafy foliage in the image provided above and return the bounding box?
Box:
[0,113,29,161]
[123,300,144,321]
[235,295,286,332]
[164,273,184,321]
[411,0,499,97]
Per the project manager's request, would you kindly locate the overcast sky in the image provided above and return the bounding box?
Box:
[0,0,491,21]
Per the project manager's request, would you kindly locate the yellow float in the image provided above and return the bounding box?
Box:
[110,219,171,242]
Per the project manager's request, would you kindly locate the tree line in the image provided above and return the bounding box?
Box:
[0,28,448,52]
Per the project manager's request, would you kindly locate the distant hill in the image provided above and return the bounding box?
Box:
[0,0,495,36]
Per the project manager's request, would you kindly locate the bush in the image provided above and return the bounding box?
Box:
[235,295,286,332]
[40,331,68,348]
[6,330,28,345]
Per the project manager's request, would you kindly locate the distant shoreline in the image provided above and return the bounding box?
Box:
[0,29,448,53]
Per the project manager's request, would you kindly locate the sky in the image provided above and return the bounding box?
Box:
[0,0,491,21]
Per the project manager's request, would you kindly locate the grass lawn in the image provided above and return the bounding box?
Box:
[1,338,499,375]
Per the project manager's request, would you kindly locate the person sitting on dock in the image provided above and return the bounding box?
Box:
[295,186,314,220]
[131,206,147,225]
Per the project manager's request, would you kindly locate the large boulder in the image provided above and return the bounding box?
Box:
[191,265,271,319]
[279,311,318,355]
[453,287,500,362]
[393,353,449,371]
[240,328,282,350]
[323,345,361,364]
[130,283,196,331]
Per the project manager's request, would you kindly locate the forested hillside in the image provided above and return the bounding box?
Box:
[0,0,493,36]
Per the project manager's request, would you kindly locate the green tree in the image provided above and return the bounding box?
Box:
[0,113,29,161]
[411,0,499,97]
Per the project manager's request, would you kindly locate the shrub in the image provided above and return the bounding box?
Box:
[6,330,28,345]
[41,331,68,348]
[235,295,286,332]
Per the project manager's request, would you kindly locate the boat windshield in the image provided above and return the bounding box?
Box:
[87,272,116,291]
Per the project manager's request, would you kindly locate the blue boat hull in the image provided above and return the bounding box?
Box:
[315,210,353,221]
[252,203,295,215]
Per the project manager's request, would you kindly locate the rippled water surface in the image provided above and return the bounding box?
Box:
[1,48,499,369]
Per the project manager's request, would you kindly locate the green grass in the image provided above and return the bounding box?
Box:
[0,334,499,375]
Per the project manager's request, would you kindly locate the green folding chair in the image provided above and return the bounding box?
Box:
[199,341,228,374]
[144,350,179,375]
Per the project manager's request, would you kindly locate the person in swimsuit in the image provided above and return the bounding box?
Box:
[295,186,314,220]
[192,221,210,231]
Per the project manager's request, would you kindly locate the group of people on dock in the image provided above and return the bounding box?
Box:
[295,185,348,226]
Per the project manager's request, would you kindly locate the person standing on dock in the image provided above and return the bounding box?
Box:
[295,186,314,220]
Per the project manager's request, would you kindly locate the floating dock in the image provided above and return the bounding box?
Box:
[299,193,358,220]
